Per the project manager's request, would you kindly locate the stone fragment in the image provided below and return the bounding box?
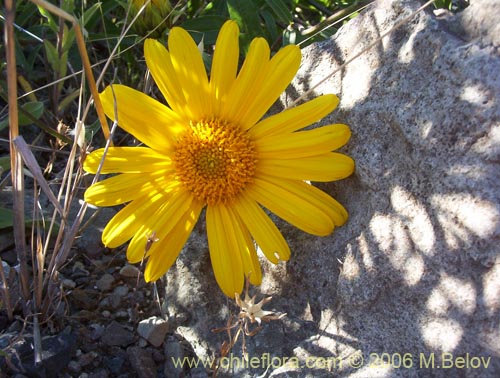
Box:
[137,316,170,347]
[95,273,115,292]
[101,321,135,347]
[0,333,76,377]
[163,336,184,378]
[126,346,157,378]
[113,285,129,297]
[119,264,140,277]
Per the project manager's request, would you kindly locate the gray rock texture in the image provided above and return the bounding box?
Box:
[137,316,170,347]
[162,1,500,377]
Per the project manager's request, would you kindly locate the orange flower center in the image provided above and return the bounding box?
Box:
[173,119,257,205]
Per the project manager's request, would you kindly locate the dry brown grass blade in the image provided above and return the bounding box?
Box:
[29,0,112,143]
[13,136,65,216]
[5,0,31,304]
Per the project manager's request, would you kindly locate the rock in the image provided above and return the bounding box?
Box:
[75,205,116,257]
[71,261,90,278]
[101,321,135,347]
[69,288,98,310]
[95,273,115,292]
[452,0,500,46]
[88,323,105,341]
[162,0,500,377]
[120,264,141,278]
[78,351,99,368]
[61,278,76,289]
[103,355,125,375]
[0,332,76,377]
[107,294,122,309]
[66,360,81,375]
[163,336,185,378]
[137,316,169,347]
[126,346,157,378]
[113,285,129,297]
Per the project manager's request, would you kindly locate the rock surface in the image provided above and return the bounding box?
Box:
[163,0,500,377]
[137,316,170,347]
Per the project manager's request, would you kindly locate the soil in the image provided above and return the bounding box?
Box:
[0,245,208,378]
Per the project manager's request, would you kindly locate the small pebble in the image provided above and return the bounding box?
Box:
[95,273,115,292]
[108,294,122,309]
[78,351,98,367]
[114,310,129,320]
[113,285,129,297]
[72,261,90,278]
[67,360,81,374]
[137,316,170,347]
[62,278,76,289]
[89,324,105,341]
[119,264,140,278]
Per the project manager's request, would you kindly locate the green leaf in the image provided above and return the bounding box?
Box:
[0,208,14,229]
[261,9,279,44]
[37,5,58,33]
[0,102,45,131]
[62,24,76,53]
[227,0,267,46]
[18,102,45,126]
[264,0,292,24]
[81,2,102,27]
[180,15,227,45]
[58,89,81,113]
[0,156,10,173]
[43,40,60,72]
[61,0,75,14]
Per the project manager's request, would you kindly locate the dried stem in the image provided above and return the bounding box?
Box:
[5,0,31,306]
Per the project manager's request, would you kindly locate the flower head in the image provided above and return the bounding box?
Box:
[84,20,354,297]
[128,0,172,38]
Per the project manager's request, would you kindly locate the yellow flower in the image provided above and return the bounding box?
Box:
[84,21,354,297]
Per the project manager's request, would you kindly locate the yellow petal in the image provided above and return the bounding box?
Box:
[238,44,301,130]
[168,26,210,119]
[239,226,263,286]
[247,176,347,236]
[206,204,247,297]
[210,20,239,117]
[143,199,204,281]
[249,94,339,139]
[83,147,173,174]
[222,38,270,123]
[256,124,351,159]
[85,172,179,206]
[126,189,199,264]
[100,85,185,151]
[234,195,290,263]
[102,191,168,248]
[256,153,355,182]
[144,39,189,119]
[226,205,262,286]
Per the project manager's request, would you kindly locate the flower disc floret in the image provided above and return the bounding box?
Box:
[174,118,257,205]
